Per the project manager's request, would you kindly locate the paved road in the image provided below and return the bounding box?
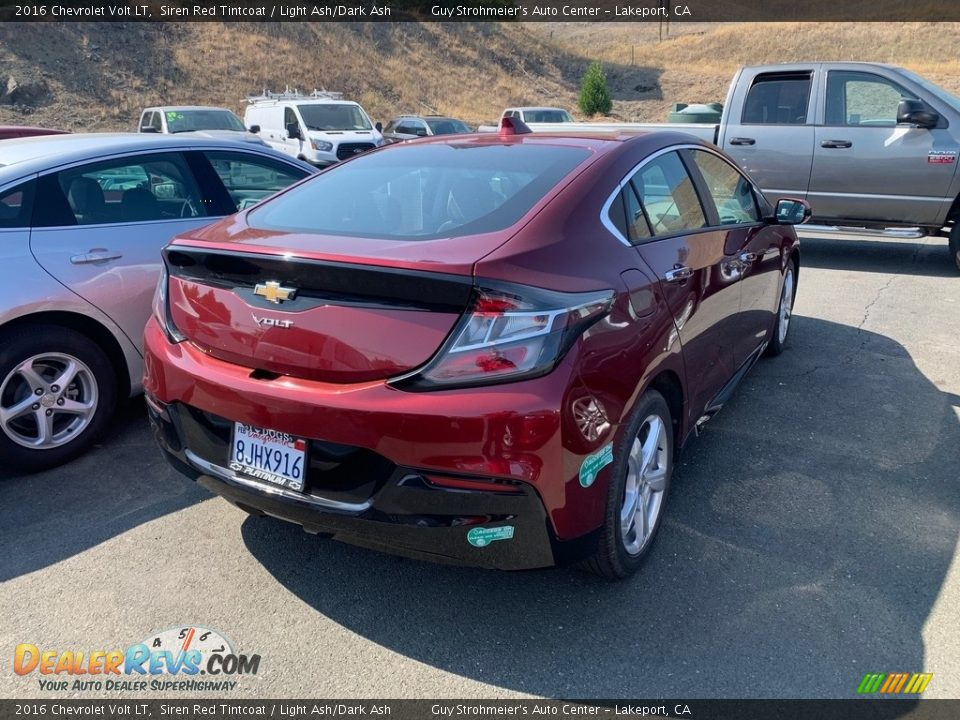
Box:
[1,235,958,700]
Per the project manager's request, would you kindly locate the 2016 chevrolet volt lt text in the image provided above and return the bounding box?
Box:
[145,121,808,579]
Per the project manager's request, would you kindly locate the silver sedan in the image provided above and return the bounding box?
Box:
[0,133,314,470]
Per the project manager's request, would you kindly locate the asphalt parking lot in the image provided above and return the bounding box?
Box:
[1,233,958,700]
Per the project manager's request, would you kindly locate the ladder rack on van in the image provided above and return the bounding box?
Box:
[245,88,344,104]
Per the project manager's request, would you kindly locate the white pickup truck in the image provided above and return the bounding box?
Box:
[483,62,960,272]
[476,106,574,133]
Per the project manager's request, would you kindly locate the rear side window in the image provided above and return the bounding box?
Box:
[0,181,35,229]
[249,143,591,240]
[623,185,653,242]
[605,190,628,240]
[742,73,812,125]
[688,150,759,225]
[629,152,706,236]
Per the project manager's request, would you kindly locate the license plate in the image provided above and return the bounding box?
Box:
[229,423,307,492]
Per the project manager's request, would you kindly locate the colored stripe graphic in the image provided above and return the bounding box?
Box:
[857,674,885,694]
[858,672,933,694]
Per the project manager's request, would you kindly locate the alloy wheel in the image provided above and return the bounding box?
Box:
[620,414,669,556]
[778,268,795,345]
[0,353,98,449]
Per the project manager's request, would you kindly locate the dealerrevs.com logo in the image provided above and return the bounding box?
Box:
[14,626,260,692]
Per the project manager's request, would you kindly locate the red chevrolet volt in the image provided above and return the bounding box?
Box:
[144,123,808,579]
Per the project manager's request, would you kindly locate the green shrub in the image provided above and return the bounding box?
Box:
[578,62,612,117]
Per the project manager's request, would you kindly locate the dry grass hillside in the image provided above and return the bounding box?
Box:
[1,21,960,131]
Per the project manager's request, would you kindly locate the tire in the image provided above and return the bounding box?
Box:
[582,388,674,580]
[0,326,117,472]
[765,257,797,357]
[950,224,960,274]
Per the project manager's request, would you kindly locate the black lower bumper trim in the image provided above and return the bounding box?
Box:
[149,402,575,570]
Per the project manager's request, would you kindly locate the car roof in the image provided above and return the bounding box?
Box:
[508,107,571,112]
[391,115,461,122]
[143,106,237,113]
[0,133,289,180]
[0,125,66,133]
[742,61,899,72]
[249,98,359,107]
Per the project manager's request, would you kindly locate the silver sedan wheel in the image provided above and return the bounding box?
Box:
[0,353,98,450]
[778,267,795,345]
[620,414,669,556]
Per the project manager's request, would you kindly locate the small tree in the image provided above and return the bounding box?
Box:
[578,62,612,117]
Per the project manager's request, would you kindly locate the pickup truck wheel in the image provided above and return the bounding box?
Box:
[0,326,117,472]
[950,224,960,273]
[765,258,797,357]
[581,389,673,580]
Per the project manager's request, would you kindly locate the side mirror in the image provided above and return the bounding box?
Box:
[248,124,260,134]
[140,127,158,134]
[285,122,302,140]
[897,99,939,129]
[415,128,428,137]
[771,198,811,225]
[375,121,383,132]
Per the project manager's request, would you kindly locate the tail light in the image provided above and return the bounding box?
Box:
[152,262,186,344]
[394,281,614,391]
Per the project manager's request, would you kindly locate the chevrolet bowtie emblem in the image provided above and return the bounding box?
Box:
[253,281,297,305]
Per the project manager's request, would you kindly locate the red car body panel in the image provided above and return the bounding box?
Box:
[168,278,461,382]
[0,126,68,140]
[144,130,799,569]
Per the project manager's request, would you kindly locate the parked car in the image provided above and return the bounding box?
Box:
[145,122,808,579]
[138,106,266,146]
[0,126,68,140]
[0,134,314,470]
[381,115,472,144]
[243,90,384,167]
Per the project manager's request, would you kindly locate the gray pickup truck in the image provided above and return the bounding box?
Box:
[504,62,960,272]
[715,62,960,271]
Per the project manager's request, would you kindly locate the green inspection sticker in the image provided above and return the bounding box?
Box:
[579,443,614,488]
[467,526,515,548]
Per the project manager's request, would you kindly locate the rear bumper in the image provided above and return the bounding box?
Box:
[150,401,597,570]
[143,318,612,570]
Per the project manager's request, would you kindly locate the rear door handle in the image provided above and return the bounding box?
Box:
[729,137,756,146]
[70,250,123,265]
[820,140,852,149]
[664,266,694,283]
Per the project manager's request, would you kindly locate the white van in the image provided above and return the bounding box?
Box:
[243,91,384,167]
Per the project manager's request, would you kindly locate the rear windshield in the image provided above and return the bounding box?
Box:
[248,143,592,240]
[525,110,573,123]
[426,118,471,135]
[298,104,372,131]
[167,110,246,133]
